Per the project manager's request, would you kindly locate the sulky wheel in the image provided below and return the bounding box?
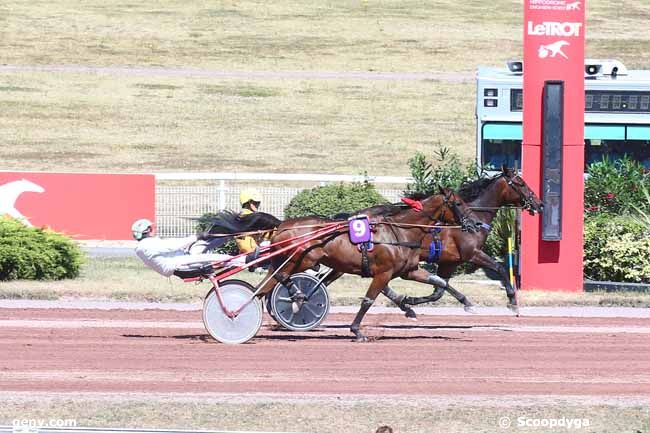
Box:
[202,279,263,344]
[270,273,330,331]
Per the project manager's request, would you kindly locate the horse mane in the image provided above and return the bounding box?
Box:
[333,202,410,220]
[204,210,282,234]
[457,174,502,202]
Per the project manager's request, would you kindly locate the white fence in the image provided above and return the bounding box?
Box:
[155,172,410,237]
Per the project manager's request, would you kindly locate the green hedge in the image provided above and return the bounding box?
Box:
[584,214,650,283]
[0,217,83,281]
[284,182,388,219]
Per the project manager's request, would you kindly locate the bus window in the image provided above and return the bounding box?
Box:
[481,122,522,169]
[482,139,522,169]
[585,139,650,168]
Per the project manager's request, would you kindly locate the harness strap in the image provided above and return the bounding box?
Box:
[479,222,492,232]
[427,239,443,264]
[372,240,421,249]
[359,242,373,278]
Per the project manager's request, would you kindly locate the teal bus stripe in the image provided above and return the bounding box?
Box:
[483,123,649,140]
[627,126,650,140]
[584,125,625,139]
[483,123,522,140]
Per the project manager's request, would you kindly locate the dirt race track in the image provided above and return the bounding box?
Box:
[1,306,650,397]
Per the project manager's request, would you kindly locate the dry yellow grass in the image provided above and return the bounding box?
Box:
[0,73,474,174]
[1,1,649,175]
[1,396,648,433]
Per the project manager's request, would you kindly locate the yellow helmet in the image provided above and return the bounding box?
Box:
[239,188,262,206]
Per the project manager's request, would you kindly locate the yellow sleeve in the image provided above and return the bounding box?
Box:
[235,235,258,253]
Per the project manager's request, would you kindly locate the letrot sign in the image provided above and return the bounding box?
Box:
[521,0,585,290]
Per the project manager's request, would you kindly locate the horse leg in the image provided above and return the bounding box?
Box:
[381,286,417,320]
[401,268,475,313]
[350,272,392,342]
[401,269,447,305]
[469,250,519,315]
[436,263,476,313]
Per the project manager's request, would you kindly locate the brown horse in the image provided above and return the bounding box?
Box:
[400,167,544,314]
[255,189,479,341]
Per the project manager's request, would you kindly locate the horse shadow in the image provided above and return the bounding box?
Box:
[121,322,481,343]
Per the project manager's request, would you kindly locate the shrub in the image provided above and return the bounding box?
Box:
[0,217,83,281]
[405,147,478,195]
[584,214,650,283]
[284,181,388,219]
[483,208,518,259]
[585,156,650,214]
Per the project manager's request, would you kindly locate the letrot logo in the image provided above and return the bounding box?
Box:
[0,179,45,226]
[527,21,583,37]
[538,40,570,59]
[566,1,581,10]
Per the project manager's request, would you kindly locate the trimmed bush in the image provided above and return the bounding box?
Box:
[284,182,388,219]
[584,214,650,283]
[0,217,83,281]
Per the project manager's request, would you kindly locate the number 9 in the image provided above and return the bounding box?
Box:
[352,219,366,237]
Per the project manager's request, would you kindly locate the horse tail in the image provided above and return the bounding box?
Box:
[205,210,282,235]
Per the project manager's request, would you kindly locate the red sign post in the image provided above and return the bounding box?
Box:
[521,0,586,291]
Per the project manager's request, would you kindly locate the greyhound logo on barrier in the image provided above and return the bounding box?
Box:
[538,40,569,59]
[0,179,45,226]
[566,1,581,11]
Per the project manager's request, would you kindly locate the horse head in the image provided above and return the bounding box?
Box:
[499,167,544,215]
[410,187,479,233]
[437,187,480,233]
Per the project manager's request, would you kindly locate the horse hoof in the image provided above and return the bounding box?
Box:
[464,305,477,314]
[507,304,520,316]
[354,335,369,343]
[405,309,417,320]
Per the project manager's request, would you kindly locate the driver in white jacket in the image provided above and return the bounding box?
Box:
[131,218,254,278]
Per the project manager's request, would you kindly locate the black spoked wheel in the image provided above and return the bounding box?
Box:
[270,273,330,331]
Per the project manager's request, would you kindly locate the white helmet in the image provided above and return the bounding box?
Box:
[131,218,153,240]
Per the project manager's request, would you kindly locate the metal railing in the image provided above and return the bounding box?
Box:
[155,172,409,237]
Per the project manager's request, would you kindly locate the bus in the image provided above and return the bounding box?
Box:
[476,59,650,171]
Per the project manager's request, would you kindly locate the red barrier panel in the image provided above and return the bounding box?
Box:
[0,172,155,240]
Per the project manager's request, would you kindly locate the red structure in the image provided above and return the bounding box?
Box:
[0,172,155,240]
[520,0,586,291]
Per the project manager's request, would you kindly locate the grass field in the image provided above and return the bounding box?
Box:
[1,395,649,433]
[2,256,650,308]
[2,1,650,175]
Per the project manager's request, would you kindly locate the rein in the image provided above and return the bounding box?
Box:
[374,221,463,230]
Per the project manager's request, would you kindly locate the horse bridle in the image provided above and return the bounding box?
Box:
[505,173,539,214]
[439,190,480,233]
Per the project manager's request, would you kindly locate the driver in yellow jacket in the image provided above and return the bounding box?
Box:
[236,188,265,253]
